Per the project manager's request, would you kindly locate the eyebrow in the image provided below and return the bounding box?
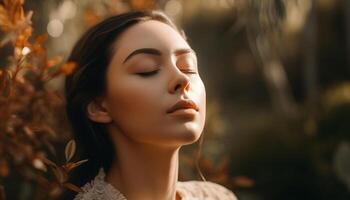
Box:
[122,48,196,64]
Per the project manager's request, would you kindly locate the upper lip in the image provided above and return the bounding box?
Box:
[167,99,199,113]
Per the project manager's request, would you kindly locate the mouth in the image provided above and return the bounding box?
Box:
[167,99,199,114]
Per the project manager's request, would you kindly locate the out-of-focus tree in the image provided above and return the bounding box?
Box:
[0,0,88,199]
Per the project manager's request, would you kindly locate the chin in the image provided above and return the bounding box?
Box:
[145,122,204,147]
[171,123,203,145]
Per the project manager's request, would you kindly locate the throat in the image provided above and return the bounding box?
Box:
[106,143,181,200]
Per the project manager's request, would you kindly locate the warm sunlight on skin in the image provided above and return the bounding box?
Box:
[104,20,206,147]
[76,15,241,200]
[85,20,207,200]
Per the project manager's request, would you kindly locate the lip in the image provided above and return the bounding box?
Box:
[167,99,199,114]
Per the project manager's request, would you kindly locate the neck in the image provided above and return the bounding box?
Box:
[106,129,181,200]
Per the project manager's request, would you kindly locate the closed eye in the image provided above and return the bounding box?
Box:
[181,69,198,74]
[137,70,159,77]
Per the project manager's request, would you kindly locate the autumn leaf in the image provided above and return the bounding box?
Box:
[62,163,75,172]
[84,8,101,27]
[65,140,76,162]
[0,0,33,33]
[30,33,47,56]
[232,176,255,188]
[72,159,89,168]
[59,62,76,75]
[0,3,12,32]
[41,157,58,168]
[52,166,68,184]
[130,0,155,10]
[34,33,48,44]
[63,159,88,172]
[63,182,82,193]
[46,56,63,69]
[15,26,32,47]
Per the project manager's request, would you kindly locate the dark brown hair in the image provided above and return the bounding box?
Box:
[64,10,185,187]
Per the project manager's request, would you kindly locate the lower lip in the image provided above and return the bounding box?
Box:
[168,108,197,117]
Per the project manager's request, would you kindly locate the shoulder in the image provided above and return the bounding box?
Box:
[177,180,238,200]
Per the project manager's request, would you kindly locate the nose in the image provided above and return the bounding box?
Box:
[168,68,191,94]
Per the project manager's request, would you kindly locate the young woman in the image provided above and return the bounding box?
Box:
[65,10,237,200]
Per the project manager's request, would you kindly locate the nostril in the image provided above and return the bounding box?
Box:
[174,83,182,92]
[174,79,190,93]
[168,68,191,94]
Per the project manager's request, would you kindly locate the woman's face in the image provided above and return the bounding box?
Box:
[102,20,206,147]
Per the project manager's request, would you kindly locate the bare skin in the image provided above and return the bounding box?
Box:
[106,135,181,200]
[86,20,206,200]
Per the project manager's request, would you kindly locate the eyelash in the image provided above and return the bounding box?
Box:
[137,69,197,77]
[137,70,159,77]
[181,69,197,74]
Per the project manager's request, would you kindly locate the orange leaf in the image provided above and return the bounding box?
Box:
[35,33,48,44]
[62,162,75,172]
[84,9,101,26]
[232,176,255,188]
[15,26,32,47]
[8,0,25,23]
[41,157,57,168]
[30,33,47,56]
[63,182,83,193]
[59,62,76,76]
[63,159,88,172]
[130,0,155,10]
[46,56,63,69]
[0,5,11,31]
[65,140,76,162]
[73,159,89,168]
[52,166,68,183]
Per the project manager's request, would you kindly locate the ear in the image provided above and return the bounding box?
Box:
[86,98,112,123]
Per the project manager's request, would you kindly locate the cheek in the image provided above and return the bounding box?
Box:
[105,75,165,139]
[192,77,206,117]
[195,77,206,128]
[108,80,160,115]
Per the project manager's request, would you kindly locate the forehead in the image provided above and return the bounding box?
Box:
[111,20,190,62]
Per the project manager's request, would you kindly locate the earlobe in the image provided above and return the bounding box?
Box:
[86,100,112,123]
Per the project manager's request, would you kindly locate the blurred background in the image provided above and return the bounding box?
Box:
[0,0,350,199]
